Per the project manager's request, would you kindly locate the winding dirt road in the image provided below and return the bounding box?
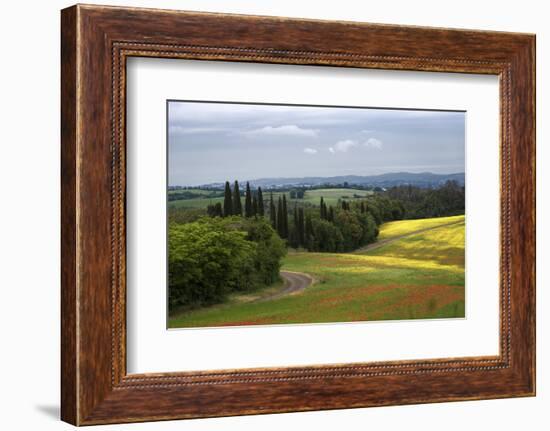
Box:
[258,271,313,302]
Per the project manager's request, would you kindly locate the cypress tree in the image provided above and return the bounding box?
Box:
[233,180,242,216]
[252,193,258,217]
[305,213,314,250]
[214,202,223,217]
[320,197,326,219]
[270,192,276,228]
[360,201,366,214]
[282,194,289,238]
[257,187,265,216]
[293,203,299,246]
[328,206,334,223]
[223,181,233,217]
[277,196,284,237]
[245,182,252,217]
[298,207,305,246]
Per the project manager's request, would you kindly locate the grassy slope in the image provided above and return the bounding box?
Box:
[169,196,225,209]
[301,188,372,206]
[168,216,465,328]
[378,214,464,240]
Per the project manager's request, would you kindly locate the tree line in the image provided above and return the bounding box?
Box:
[286,197,379,252]
[202,180,394,253]
[383,181,465,219]
[169,216,286,311]
[168,180,465,311]
[206,180,265,218]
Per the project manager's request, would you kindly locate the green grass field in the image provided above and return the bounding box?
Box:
[168,187,373,209]
[168,215,465,328]
[169,196,225,209]
[168,188,218,196]
[301,188,373,206]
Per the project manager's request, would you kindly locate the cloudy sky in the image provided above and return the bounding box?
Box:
[168,101,465,187]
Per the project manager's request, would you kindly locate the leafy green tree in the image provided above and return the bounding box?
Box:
[334,210,364,250]
[168,217,286,310]
[233,180,242,216]
[223,181,233,217]
[357,212,378,244]
[366,200,382,224]
[168,219,255,308]
[383,181,463,219]
[206,204,216,217]
[242,217,286,285]
[168,207,206,224]
[206,202,223,217]
[311,218,344,252]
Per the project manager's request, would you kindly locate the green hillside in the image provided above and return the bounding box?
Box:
[168,215,465,328]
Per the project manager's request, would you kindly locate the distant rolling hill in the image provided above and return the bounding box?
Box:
[175,172,466,190]
[246,172,465,189]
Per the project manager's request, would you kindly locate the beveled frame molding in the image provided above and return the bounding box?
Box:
[61,4,535,425]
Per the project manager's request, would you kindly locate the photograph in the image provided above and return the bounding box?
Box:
[52,3,537,426]
[167,101,466,328]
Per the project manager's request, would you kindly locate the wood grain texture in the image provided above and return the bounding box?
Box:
[60,4,536,425]
[60,5,78,425]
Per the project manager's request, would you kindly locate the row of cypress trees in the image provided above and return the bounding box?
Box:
[291,204,314,248]
[207,184,380,251]
[319,197,336,222]
[319,197,356,221]
[209,180,265,218]
[269,193,289,239]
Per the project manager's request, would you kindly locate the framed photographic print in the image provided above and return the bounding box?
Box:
[61,4,536,425]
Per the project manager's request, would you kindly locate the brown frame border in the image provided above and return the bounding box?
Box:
[61,4,535,426]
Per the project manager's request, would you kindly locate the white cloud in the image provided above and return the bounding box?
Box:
[364,137,383,149]
[169,125,232,135]
[242,124,319,137]
[328,139,358,154]
[303,148,318,154]
[328,137,382,154]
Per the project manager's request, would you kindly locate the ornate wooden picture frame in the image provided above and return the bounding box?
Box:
[61,4,535,425]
